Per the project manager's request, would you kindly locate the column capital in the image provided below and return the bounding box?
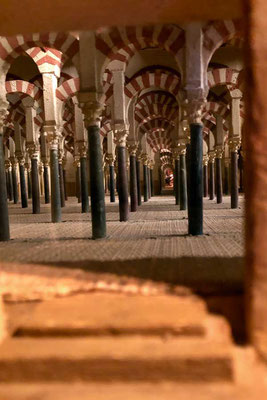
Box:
[27,142,39,159]
[203,155,209,166]
[76,141,87,158]
[228,137,241,153]
[5,160,11,169]
[78,92,105,127]
[208,151,216,163]
[215,146,224,159]
[9,156,17,166]
[114,124,129,147]
[142,153,149,165]
[105,154,115,166]
[184,98,205,125]
[127,141,139,156]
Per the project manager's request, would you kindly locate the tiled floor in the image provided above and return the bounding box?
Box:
[0,195,245,301]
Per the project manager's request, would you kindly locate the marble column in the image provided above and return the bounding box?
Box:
[115,130,129,222]
[79,145,89,214]
[136,155,142,206]
[29,149,40,214]
[6,162,13,201]
[179,150,187,211]
[223,159,230,195]
[188,123,203,236]
[10,159,19,204]
[143,155,149,203]
[43,161,50,204]
[128,144,138,212]
[58,150,65,208]
[215,149,223,204]
[208,153,215,200]
[17,156,28,208]
[173,153,180,206]
[150,166,154,197]
[203,156,208,198]
[0,114,10,241]
[106,155,115,203]
[229,139,240,209]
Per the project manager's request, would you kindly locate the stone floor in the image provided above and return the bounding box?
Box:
[0,195,244,302]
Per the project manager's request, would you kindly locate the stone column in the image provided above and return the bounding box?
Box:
[106,155,116,203]
[114,128,129,221]
[229,138,240,209]
[74,158,81,203]
[128,143,138,212]
[17,156,28,208]
[5,161,13,201]
[43,161,50,204]
[46,132,61,221]
[203,155,208,198]
[79,96,106,239]
[208,152,215,200]
[142,154,149,203]
[147,162,151,199]
[150,164,154,197]
[25,156,32,199]
[0,102,10,241]
[223,158,230,195]
[136,154,142,206]
[63,159,68,201]
[58,147,65,208]
[179,148,187,211]
[78,143,89,213]
[28,145,40,214]
[173,151,180,206]
[215,148,223,204]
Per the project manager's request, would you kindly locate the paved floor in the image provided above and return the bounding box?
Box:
[0,195,245,301]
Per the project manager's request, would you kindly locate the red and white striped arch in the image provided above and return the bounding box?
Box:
[5,80,42,104]
[135,103,178,125]
[203,101,229,118]
[202,20,243,67]
[96,25,185,71]
[56,78,80,101]
[26,47,63,71]
[146,130,172,153]
[100,120,112,137]
[0,33,79,66]
[124,70,180,100]
[208,68,240,89]
[136,91,178,110]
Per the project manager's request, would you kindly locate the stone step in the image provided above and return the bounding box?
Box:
[0,383,255,400]
[6,293,210,338]
[0,336,234,383]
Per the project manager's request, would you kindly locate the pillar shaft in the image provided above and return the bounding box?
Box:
[44,165,50,204]
[143,164,148,202]
[136,160,141,206]
[76,166,81,203]
[117,146,129,221]
[147,166,151,199]
[174,158,180,205]
[27,170,32,199]
[6,171,9,200]
[50,148,61,222]
[224,164,230,195]
[0,134,10,241]
[130,154,138,212]
[19,164,28,208]
[31,158,40,214]
[203,164,208,197]
[215,157,223,204]
[179,153,187,210]
[231,151,239,209]
[88,125,106,239]
[109,165,115,203]
[58,162,65,208]
[8,169,13,201]
[12,164,18,204]
[209,161,215,200]
[80,156,89,213]
[188,124,203,235]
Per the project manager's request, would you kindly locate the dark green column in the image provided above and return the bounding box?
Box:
[75,163,81,203]
[11,162,19,204]
[136,159,141,206]
[130,153,138,212]
[143,163,148,202]
[209,157,215,200]
[215,155,223,204]
[5,170,9,200]
[19,161,28,208]
[31,157,40,214]
[150,168,154,196]
[58,161,65,208]
[109,164,115,203]
[0,134,10,241]
[231,150,239,209]
[50,147,61,222]
[27,168,32,199]
[8,167,13,201]
[174,157,180,205]
[88,125,106,239]
[43,163,50,204]
[147,165,151,199]
[117,145,129,221]
[80,156,89,213]
[179,152,187,210]
[203,161,208,198]
[188,124,203,236]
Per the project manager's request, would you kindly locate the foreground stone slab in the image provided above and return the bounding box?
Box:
[0,336,234,383]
